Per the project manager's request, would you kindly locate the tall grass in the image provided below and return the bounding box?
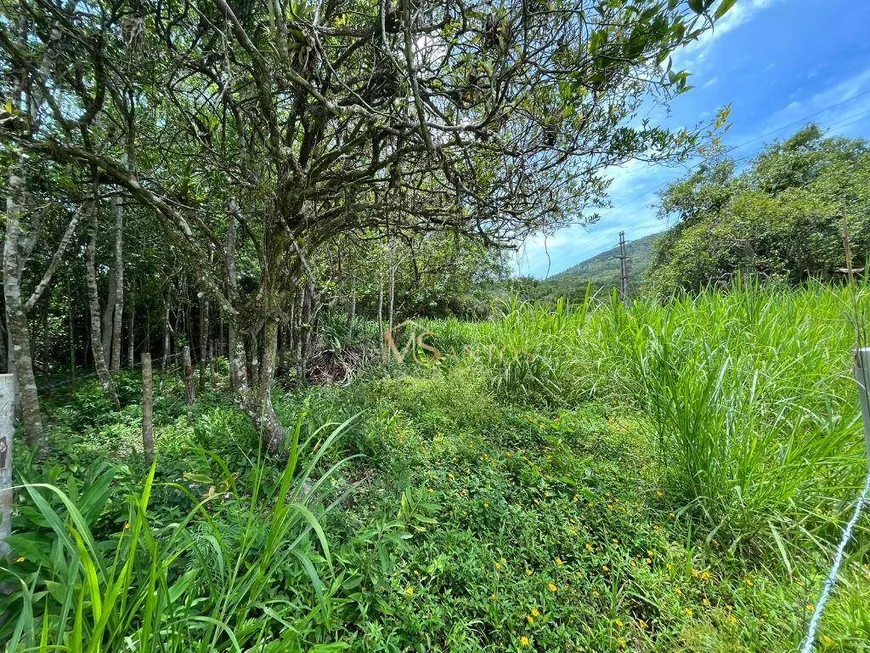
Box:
[0,415,357,652]
[473,293,594,404]
[429,281,869,554]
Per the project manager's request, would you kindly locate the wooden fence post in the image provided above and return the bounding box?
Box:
[141,353,154,467]
[183,345,195,405]
[0,373,15,561]
[853,348,870,462]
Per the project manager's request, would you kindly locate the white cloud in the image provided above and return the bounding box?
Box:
[732,66,870,149]
[517,161,682,277]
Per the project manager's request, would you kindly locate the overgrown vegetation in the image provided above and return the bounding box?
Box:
[2,0,869,649]
[647,126,870,294]
[4,282,869,651]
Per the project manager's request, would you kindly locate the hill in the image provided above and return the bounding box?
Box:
[553,231,662,289]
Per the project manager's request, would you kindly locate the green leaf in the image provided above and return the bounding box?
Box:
[714,0,738,19]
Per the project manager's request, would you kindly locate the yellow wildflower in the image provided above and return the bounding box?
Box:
[405,586,414,595]
[531,608,540,617]
[520,636,530,647]
[555,557,564,566]
[525,568,533,576]
[684,608,693,616]
[548,583,558,592]
[806,604,815,612]
[527,615,535,624]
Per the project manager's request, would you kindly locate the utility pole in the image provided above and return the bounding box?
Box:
[618,231,629,307]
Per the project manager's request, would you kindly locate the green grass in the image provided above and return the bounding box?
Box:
[2,400,357,652]
[4,281,870,651]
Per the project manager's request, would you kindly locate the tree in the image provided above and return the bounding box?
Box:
[1,0,734,451]
[647,125,870,295]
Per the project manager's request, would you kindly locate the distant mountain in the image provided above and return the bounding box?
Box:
[552,231,662,290]
[504,231,665,303]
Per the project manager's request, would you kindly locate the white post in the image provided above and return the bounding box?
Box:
[853,348,870,463]
[0,373,15,560]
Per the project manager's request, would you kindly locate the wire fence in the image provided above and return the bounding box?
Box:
[25,336,870,650]
[799,469,870,653]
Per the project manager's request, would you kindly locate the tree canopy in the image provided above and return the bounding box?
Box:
[1,0,735,448]
[647,125,870,295]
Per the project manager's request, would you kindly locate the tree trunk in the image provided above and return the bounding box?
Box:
[85,207,119,408]
[346,282,356,341]
[209,340,217,388]
[160,303,171,392]
[68,281,75,387]
[141,352,154,466]
[101,268,116,361]
[248,318,285,453]
[219,314,225,358]
[183,345,195,405]
[0,295,7,375]
[199,294,208,390]
[41,295,50,395]
[388,242,397,341]
[377,267,385,364]
[110,195,124,375]
[127,295,135,368]
[277,323,286,371]
[0,373,14,561]
[4,164,44,447]
[227,199,244,392]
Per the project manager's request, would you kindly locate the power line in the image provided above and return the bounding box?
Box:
[606,91,870,216]
[571,107,870,248]
[523,92,870,277]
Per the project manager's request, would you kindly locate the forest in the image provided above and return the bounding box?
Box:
[2,0,870,651]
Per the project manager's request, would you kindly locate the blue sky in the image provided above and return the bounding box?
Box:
[515,0,870,278]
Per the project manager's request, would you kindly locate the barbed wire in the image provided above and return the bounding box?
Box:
[799,469,870,653]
